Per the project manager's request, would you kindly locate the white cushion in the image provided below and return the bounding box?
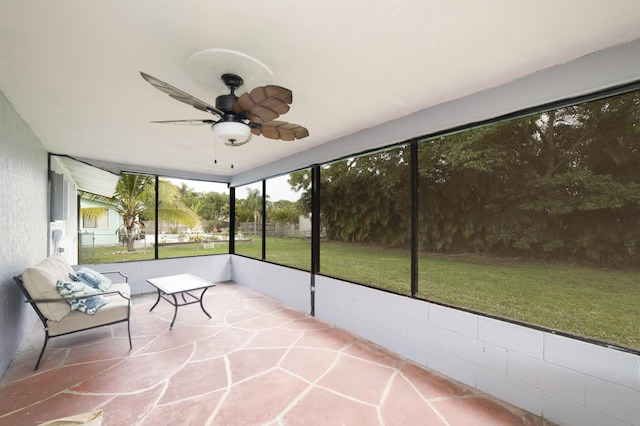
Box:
[22,263,71,321]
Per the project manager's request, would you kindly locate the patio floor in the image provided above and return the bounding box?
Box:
[0,281,552,425]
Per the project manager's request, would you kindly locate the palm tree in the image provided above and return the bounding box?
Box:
[244,188,264,235]
[155,177,200,235]
[111,174,154,251]
[82,173,199,252]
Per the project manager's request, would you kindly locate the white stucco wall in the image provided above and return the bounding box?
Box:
[49,156,80,263]
[0,91,49,377]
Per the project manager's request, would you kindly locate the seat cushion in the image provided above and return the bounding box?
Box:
[47,292,130,336]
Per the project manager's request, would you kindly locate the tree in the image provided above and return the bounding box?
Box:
[288,170,313,216]
[111,174,155,252]
[416,91,640,264]
[83,174,200,252]
[315,147,411,247]
[244,188,264,235]
[176,183,202,216]
[268,200,300,233]
[198,191,230,231]
[296,89,640,266]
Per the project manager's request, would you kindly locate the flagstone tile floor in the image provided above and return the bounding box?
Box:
[0,281,553,425]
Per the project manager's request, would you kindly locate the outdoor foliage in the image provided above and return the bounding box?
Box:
[418,91,640,266]
[268,200,301,226]
[176,183,229,231]
[296,147,411,248]
[292,90,640,267]
[82,174,200,252]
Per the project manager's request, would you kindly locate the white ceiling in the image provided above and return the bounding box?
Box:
[2,1,640,185]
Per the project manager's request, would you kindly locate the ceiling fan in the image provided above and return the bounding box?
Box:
[140,71,309,146]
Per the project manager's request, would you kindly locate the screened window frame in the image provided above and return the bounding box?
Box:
[76,80,640,355]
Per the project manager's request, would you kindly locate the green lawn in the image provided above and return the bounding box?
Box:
[84,241,229,263]
[83,237,640,350]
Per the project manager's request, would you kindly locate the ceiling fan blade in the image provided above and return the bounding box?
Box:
[140,72,223,116]
[234,85,292,122]
[256,121,309,141]
[151,119,216,126]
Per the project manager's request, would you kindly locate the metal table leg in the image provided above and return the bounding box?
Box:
[169,293,179,329]
[199,287,212,319]
[149,289,161,311]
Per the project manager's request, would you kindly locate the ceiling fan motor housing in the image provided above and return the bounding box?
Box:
[213,73,251,145]
[215,93,238,113]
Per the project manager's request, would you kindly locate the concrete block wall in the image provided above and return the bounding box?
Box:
[229,257,640,426]
[231,256,311,314]
[81,254,232,296]
[314,275,640,426]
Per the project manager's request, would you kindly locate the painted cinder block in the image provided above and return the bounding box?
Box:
[542,392,630,426]
[373,308,409,336]
[477,366,543,416]
[322,290,354,315]
[355,302,383,327]
[389,294,428,322]
[334,280,361,301]
[585,376,640,425]
[537,361,586,404]
[508,351,548,387]
[359,321,391,349]
[544,333,640,391]
[425,346,478,387]
[408,319,451,353]
[428,303,478,338]
[360,285,391,310]
[388,333,429,365]
[478,316,543,359]
[451,333,508,375]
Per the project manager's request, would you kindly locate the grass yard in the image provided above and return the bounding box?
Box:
[84,241,229,263]
[419,255,640,350]
[83,237,640,350]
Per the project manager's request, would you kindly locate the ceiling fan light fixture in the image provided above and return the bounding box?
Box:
[141,69,308,150]
[211,121,251,146]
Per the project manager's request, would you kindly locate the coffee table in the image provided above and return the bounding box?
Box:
[146,273,215,329]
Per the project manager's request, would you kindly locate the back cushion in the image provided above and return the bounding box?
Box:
[22,265,71,321]
[49,254,75,276]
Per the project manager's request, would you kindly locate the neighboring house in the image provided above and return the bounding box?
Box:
[79,198,123,246]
